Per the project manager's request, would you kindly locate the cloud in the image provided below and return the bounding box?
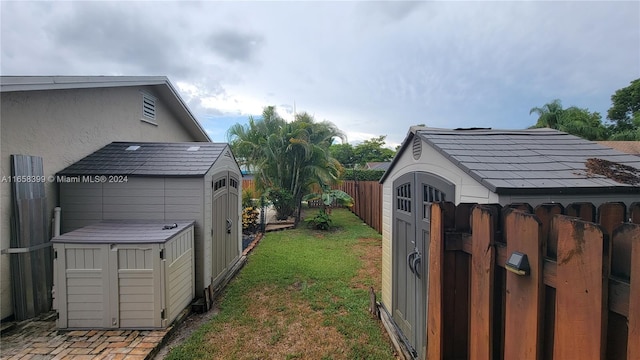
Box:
[208,29,263,63]
[1,1,637,147]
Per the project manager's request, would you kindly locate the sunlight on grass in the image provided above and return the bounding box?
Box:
[166,209,395,360]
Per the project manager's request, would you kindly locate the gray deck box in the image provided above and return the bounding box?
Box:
[52,220,195,329]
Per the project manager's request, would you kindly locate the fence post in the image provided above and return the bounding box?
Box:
[554,215,607,360]
[469,206,496,360]
[427,203,445,360]
[503,209,543,359]
[627,224,640,359]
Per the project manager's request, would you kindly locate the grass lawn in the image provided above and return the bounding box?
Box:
[166,208,396,360]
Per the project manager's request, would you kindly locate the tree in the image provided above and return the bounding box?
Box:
[353,135,396,166]
[557,107,608,141]
[529,99,564,129]
[228,106,345,223]
[607,79,640,140]
[329,143,356,168]
[529,100,608,140]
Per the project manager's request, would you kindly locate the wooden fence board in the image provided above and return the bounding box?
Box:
[554,215,607,360]
[598,202,626,237]
[631,202,640,224]
[627,223,640,359]
[566,202,596,222]
[469,206,496,360]
[427,203,444,360]
[535,203,564,259]
[503,209,543,360]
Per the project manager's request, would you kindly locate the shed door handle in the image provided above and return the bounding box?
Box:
[407,250,419,274]
[412,254,422,279]
[226,218,232,234]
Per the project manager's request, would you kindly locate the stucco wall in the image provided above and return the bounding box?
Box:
[1,86,197,319]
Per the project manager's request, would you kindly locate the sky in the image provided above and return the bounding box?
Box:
[1,1,639,148]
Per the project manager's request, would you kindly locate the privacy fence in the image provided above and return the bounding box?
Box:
[242,179,384,233]
[427,201,640,360]
[334,180,382,233]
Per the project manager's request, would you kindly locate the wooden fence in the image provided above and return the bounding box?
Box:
[427,201,640,360]
[335,180,382,233]
[242,179,256,194]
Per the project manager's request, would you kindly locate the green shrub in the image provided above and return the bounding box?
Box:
[306,210,332,230]
[342,169,386,181]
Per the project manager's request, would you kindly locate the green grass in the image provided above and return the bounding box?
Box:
[166,209,395,360]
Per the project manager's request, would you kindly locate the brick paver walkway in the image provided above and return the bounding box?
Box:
[0,315,170,360]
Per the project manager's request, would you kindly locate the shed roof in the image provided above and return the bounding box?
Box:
[51,220,195,244]
[57,142,232,177]
[381,127,640,195]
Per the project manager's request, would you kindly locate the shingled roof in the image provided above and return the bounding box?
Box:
[382,127,640,194]
[57,142,231,177]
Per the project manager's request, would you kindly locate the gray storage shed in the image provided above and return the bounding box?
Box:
[379,127,640,360]
[52,220,195,329]
[56,142,242,298]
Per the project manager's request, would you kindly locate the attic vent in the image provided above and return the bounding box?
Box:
[142,93,156,120]
[126,145,140,151]
[412,136,422,160]
[224,150,232,157]
[187,146,200,151]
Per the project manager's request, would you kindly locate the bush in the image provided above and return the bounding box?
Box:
[268,187,296,220]
[242,206,259,233]
[306,210,332,230]
[342,169,386,181]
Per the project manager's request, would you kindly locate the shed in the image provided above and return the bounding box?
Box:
[52,220,195,329]
[379,127,640,359]
[56,142,242,298]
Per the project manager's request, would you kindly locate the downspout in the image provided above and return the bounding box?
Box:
[53,207,61,237]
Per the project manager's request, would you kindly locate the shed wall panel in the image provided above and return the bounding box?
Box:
[165,227,194,323]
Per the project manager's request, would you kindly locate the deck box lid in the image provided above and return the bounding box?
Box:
[52,220,195,244]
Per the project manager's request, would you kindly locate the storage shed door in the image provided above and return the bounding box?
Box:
[392,172,454,359]
[212,172,240,284]
[115,244,162,328]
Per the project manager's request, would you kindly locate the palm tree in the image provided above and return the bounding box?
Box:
[530,99,564,129]
[228,107,345,224]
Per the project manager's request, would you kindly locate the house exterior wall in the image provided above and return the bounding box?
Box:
[1,86,198,319]
[381,138,497,309]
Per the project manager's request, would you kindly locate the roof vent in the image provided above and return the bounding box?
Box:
[187,146,200,151]
[412,136,422,160]
[142,93,156,120]
[126,145,141,151]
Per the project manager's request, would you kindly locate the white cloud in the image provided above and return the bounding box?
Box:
[1,1,638,146]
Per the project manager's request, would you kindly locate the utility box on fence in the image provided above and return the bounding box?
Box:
[52,220,195,329]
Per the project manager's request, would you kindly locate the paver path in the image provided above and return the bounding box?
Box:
[0,315,169,360]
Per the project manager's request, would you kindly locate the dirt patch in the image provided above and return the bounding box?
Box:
[207,286,349,359]
[351,237,383,290]
[153,307,220,359]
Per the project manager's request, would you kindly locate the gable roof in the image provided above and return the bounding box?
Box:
[366,162,392,171]
[57,142,232,177]
[381,127,640,195]
[0,76,210,142]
